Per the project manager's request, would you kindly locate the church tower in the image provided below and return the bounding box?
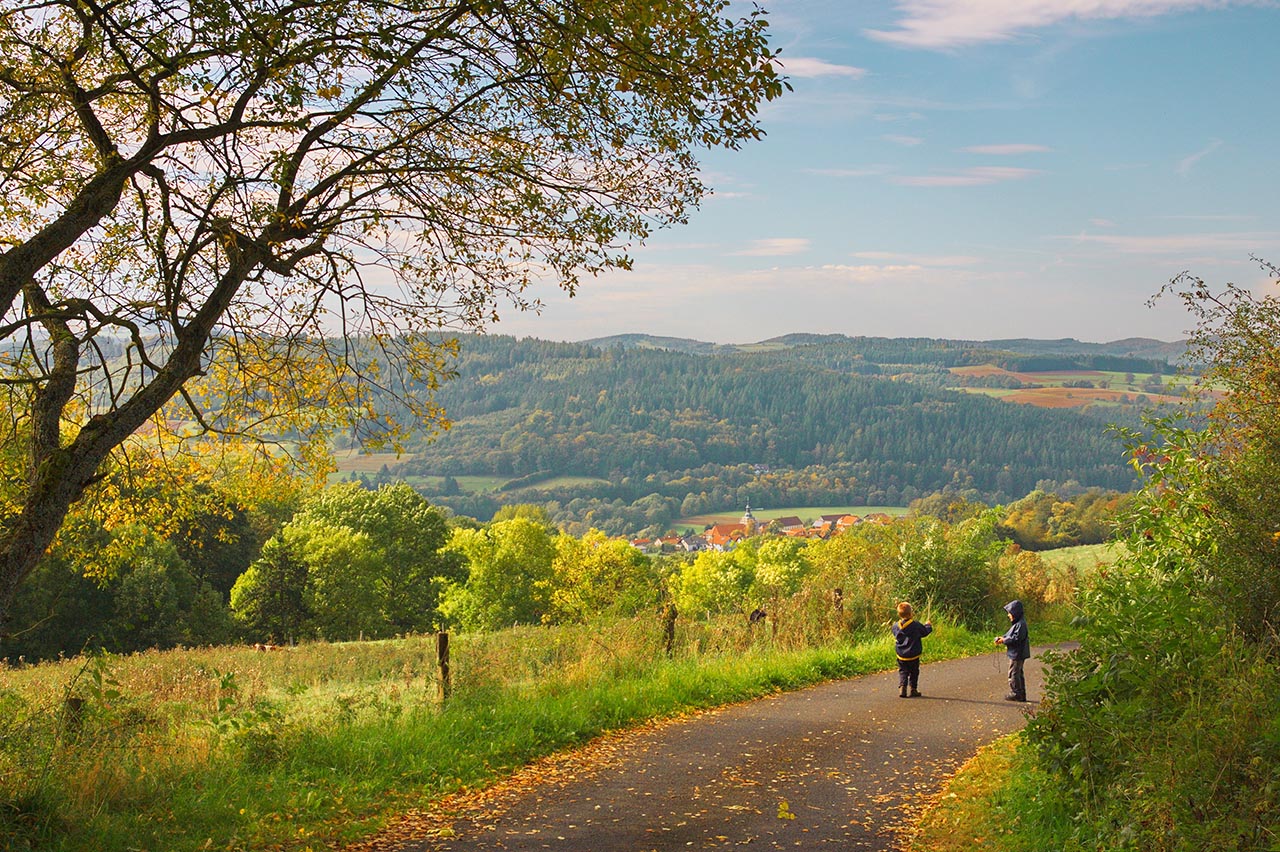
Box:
[741,502,758,536]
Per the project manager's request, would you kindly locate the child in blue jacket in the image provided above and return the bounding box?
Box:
[994,599,1031,702]
[891,601,933,698]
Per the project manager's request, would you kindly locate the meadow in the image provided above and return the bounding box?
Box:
[1037,541,1125,573]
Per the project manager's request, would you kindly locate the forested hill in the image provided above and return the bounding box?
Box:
[365,334,1176,531]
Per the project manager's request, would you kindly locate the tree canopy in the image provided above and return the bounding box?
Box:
[0,0,785,634]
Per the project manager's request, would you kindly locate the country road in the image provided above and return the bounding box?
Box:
[360,647,1063,852]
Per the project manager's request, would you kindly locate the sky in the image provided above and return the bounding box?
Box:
[488,0,1280,346]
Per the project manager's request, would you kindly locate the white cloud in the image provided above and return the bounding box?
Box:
[866,1,1244,49]
[884,134,925,146]
[963,143,1052,155]
[891,166,1042,186]
[734,238,812,257]
[777,56,868,78]
[1176,138,1224,175]
[1089,218,1118,227]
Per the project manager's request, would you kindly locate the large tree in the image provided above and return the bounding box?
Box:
[0,0,785,634]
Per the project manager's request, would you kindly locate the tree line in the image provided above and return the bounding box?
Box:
[2,442,1125,663]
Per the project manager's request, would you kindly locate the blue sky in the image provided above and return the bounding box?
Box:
[492,0,1280,345]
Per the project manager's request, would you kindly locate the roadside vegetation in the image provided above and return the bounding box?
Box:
[1,502,1090,852]
[912,267,1280,851]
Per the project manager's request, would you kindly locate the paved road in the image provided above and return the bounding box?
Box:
[367,648,1059,852]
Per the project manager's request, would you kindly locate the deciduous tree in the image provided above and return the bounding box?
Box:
[0,0,786,636]
[443,516,555,629]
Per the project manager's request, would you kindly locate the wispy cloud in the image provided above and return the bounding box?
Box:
[1176,138,1223,175]
[734,238,812,257]
[891,166,1042,187]
[866,1,1243,49]
[884,134,925,146]
[1089,218,1117,228]
[963,143,1052,155]
[1062,230,1278,256]
[777,56,868,78]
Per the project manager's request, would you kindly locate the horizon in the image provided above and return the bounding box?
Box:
[472,329,1187,348]
[482,1,1280,346]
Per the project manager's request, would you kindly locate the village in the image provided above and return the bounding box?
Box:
[630,504,897,553]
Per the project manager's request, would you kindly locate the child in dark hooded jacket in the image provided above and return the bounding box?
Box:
[994,599,1030,701]
[890,601,932,698]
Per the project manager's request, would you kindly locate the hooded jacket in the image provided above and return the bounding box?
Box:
[1001,599,1030,660]
[891,617,933,661]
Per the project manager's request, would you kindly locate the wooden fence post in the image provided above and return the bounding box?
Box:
[62,695,85,739]
[436,631,451,703]
[663,604,677,658]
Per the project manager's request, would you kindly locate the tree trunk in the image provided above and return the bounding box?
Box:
[0,254,258,645]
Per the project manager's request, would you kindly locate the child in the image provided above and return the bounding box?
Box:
[890,601,933,698]
[994,599,1031,702]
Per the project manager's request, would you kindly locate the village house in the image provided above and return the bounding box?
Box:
[680,533,709,552]
[704,523,747,550]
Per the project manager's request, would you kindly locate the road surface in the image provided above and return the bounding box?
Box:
[359,647,1060,852]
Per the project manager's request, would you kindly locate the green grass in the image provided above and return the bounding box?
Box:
[1037,542,1125,573]
[956,388,1018,398]
[907,733,1024,852]
[0,619,993,852]
[517,475,611,491]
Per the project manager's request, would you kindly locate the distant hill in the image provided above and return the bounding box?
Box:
[341,333,1188,534]
[981,337,1186,363]
[582,334,727,356]
[584,332,1186,364]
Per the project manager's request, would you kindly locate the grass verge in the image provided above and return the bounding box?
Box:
[906,733,1024,852]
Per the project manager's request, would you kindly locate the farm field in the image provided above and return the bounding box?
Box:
[335,464,610,495]
[681,505,908,527]
[394,474,511,493]
[332,448,413,473]
[518,475,612,490]
[948,365,1189,409]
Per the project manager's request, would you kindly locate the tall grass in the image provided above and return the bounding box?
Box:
[1,615,992,852]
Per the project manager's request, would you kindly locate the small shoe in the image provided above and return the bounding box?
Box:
[1004,693,1020,701]
[899,685,908,698]
[909,689,922,698]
